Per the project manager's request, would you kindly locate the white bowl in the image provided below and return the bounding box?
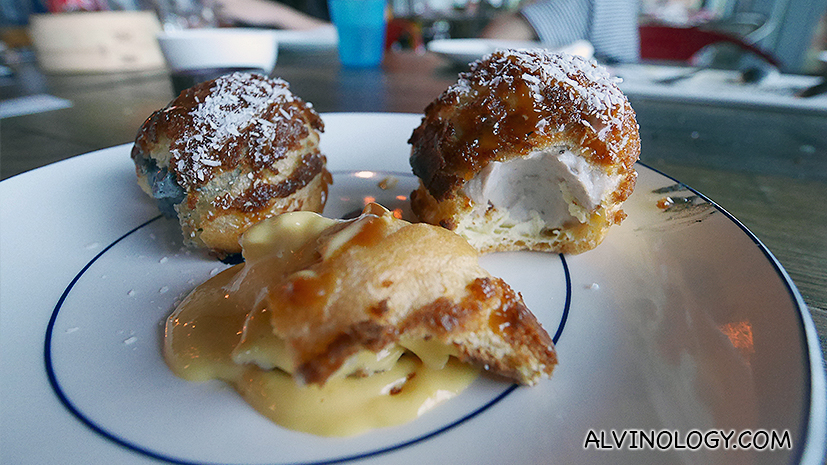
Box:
[157,28,279,74]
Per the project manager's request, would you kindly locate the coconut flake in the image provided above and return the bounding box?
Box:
[169,72,299,188]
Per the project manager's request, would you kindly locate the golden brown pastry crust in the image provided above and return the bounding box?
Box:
[409,50,640,254]
[256,205,557,386]
[131,72,331,257]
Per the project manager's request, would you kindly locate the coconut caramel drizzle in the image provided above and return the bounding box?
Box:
[449,50,627,139]
[168,72,318,189]
[409,48,640,202]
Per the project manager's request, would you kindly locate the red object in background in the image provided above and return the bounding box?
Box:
[639,24,780,67]
[385,18,424,51]
[46,0,109,12]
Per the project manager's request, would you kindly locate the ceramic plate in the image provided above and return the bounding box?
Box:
[1,113,824,464]
[427,39,594,66]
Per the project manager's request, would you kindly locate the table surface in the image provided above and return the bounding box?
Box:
[2,48,825,375]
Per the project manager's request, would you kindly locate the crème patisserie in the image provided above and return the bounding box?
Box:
[165,204,556,436]
[131,72,331,258]
[409,50,640,254]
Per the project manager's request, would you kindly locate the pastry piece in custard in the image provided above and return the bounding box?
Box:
[131,72,331,258]
[409,50,641,254]
[165,204,556,436]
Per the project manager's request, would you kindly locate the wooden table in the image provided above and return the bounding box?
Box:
[2,48,825,373]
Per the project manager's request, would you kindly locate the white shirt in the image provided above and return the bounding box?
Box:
[520,0,640,63]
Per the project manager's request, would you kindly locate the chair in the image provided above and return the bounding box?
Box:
[639,23,780,68]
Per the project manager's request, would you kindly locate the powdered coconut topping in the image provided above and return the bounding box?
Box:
[162,72,322,189]
[410,48,640,201]
[450,49,627,136]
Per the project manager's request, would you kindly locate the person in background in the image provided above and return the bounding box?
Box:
[481,0,640,63]
[213,0,329,29]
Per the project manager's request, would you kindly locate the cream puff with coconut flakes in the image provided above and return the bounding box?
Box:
[131,72,331,259]
[409,50,640,254]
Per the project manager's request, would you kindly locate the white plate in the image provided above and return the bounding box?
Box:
[1,112,824,464]
[157,28,280,74]
[427,38,594,66]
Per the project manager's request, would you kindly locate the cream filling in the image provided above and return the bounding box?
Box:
[232,305,459,379]
[164,209,479,437]
[459,147,620,242]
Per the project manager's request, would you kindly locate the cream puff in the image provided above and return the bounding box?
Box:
[132,72,331,258]
[409,50,640,254]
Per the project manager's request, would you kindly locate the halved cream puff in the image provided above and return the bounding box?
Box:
[409,50,640,254]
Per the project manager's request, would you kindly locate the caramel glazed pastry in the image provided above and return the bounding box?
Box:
[165,204,557,435]
[409,50,641,254]
[131,72,331,258]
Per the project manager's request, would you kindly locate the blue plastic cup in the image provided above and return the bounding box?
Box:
[328,0,387,67]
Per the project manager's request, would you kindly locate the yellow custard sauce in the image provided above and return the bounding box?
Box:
[164,206,480,436]
[237,356,478,436]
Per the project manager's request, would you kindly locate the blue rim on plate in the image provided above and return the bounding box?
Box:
[637,162,821,464]
[43,173,573,465]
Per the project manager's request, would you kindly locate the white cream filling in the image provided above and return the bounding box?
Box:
[461,147,620,231]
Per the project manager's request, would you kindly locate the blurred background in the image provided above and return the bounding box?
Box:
[1,0,826,75]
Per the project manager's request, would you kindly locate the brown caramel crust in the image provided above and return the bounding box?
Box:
[403,277,556,382]
[408,50,641,255]
[295,276,556,386]
[212,152,328,213]
[409,50,640,202]
[187,171,330,256]
[133,72,324,191]
[297,321,399,385]
[131,72,330,256]
[265,207,556,386]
